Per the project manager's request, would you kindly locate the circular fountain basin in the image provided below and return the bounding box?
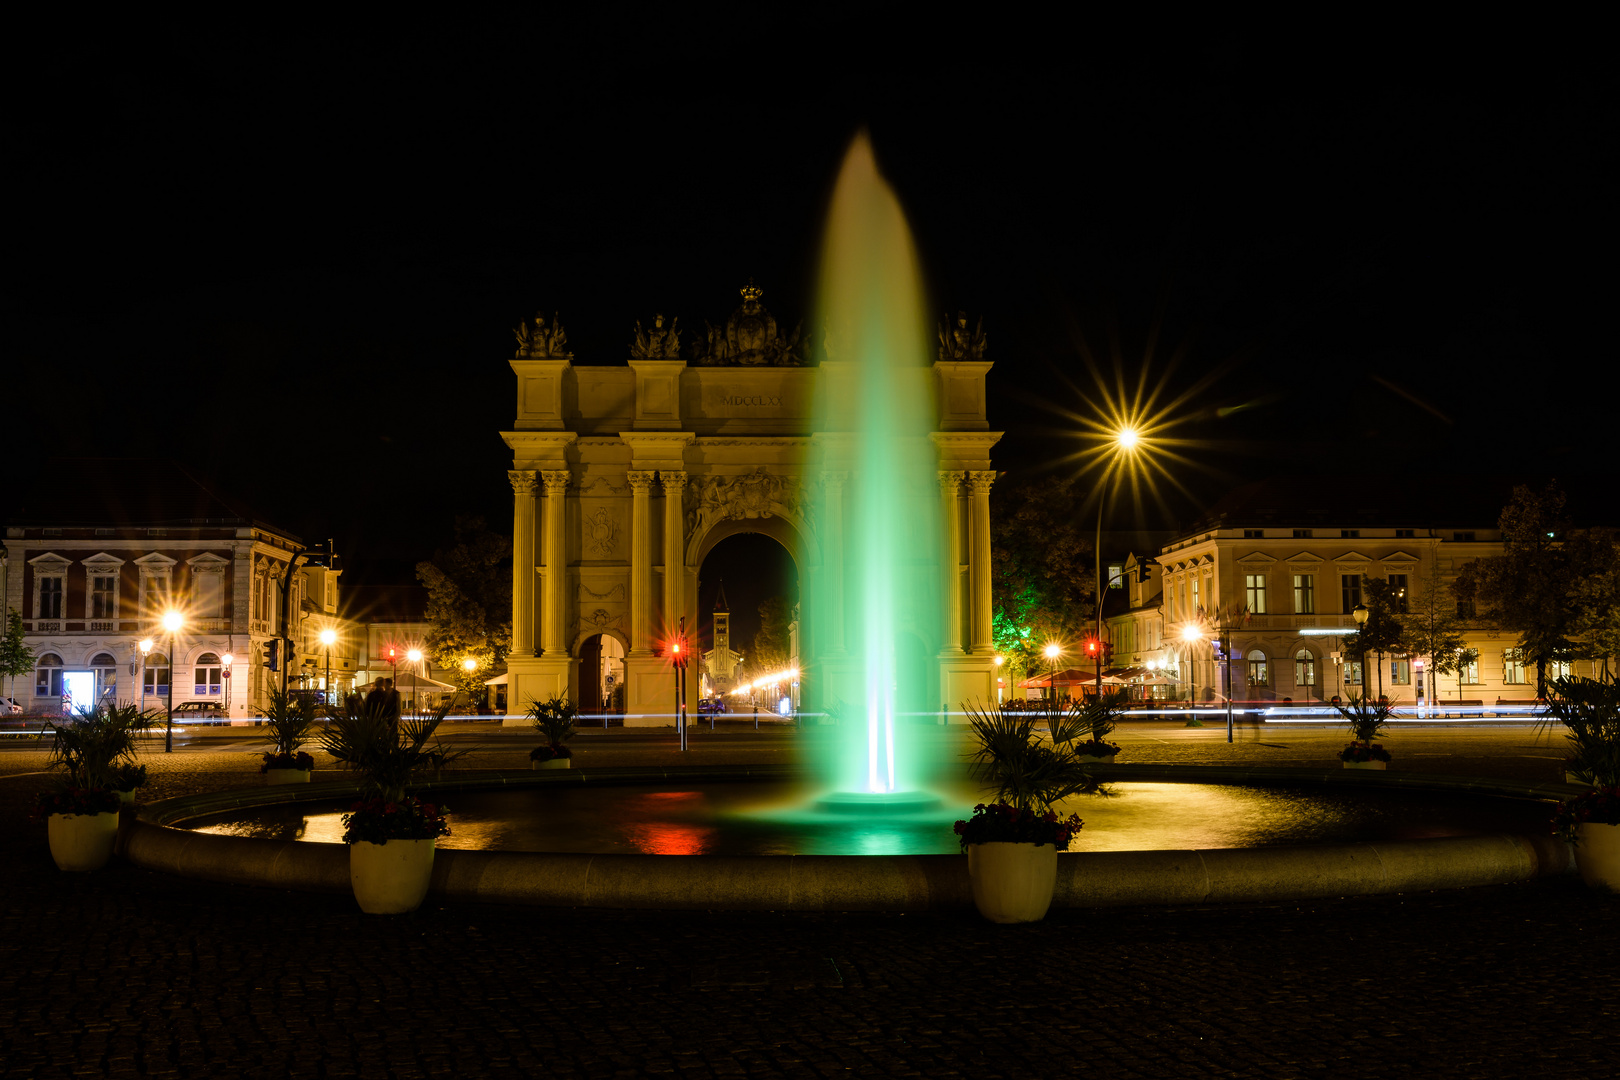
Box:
[181,777,1555,856]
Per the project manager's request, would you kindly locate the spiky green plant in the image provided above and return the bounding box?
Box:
[1065,689,1130,748]
[44,704,156,789]
[962,700,1105,814]
[318,694,453,801]
[526,695,578,751]
[1540,674,1620,787]
[1333,694,1398,746]
[261,688,317,758]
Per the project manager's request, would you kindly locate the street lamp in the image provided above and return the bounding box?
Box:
[161,610,183,753]
[138,638,153,716]
[1352,602,1370,703]
[221,653,233,716]
[406,648,423,719]
[1043,642,1063,706]
[319,628,337,710]
[1093,427,1140,707]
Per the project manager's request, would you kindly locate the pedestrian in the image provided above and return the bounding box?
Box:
[383,678,403,737]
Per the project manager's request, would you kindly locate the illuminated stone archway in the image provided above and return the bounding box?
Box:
[499,290,1002,725]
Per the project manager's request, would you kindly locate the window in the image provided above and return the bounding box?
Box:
[1344,659,1363,687]
[1341,574,1362,612]
[1341,529,1360,538]
[1107,563,1123,589]
[1294,529,1313,539]
[38,577,63,620]
[1191,577,1200,613]
[35,653,64,698]
[1244,529,1264,539]
[1245,574,1267,613]
[1503,648,1525,685]
[43,528,61,537]
[1388,574,1409,613]
[1453,532,1475,542]
[143,653,171,696]
[1293,574,1315,614]
[1390,659,1410,685]
[1247,650,1268,686]
[95,528,114,537]
[1547,659,1571,681]
[1456,598,1476,619]
[1396,529,1415,539]
[1294,649,1316,687]
[91,575,118,619]
[194,653,222,696]
[91,653,118,701]
[1459,656,1479,685]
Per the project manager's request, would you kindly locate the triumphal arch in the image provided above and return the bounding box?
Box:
[500,285,1001,725]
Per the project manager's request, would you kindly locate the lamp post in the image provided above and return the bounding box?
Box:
[994,654,1005,705]
[319,628,337,711]
[139,637,153,722]
[161,611,183,753]
[406,648,422,719]
[1043,642,1062,707]
[1092,427,1140,704]
[462,657,479,716]
[1352,602,1370,702]
[221,653,233,717]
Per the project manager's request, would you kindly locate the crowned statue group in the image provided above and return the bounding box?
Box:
[514,283,986,367]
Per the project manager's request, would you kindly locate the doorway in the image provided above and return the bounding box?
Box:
[578,634,625,716]
[62,670,96,714]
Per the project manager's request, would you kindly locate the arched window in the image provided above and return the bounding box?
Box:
[35,653,64,698]
[144,653,170,695]
[91,653,118,702]
[195,653,222,695]
[1294,649,1316,688]
[1246,649,1269,687]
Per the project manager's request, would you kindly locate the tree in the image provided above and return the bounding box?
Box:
[990,477,1095,686]
[1398,562,1470,703]
[0,608,33,702]
[1342,577,1404,700]
[1455,484,1586,695]
[415,517,513,706]
[1565,527,1620,677]
[749,595,794,675]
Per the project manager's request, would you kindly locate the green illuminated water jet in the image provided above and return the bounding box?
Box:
[809,132,947,801]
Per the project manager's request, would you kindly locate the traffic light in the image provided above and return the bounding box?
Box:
[1085,639,1100,658]
[265,640,280,671]
[670,638,688,669]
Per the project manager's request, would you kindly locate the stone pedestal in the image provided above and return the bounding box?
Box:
[502,655,575,725]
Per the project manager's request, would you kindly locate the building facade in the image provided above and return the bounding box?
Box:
[1106,481,1601,706]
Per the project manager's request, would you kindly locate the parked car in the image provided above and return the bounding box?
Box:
[171,701,227,725]
[0,697,23,716]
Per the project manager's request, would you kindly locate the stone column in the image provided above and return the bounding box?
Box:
[938,470,964,654]
[822,471,848,656]
[661,471,687,641]
[627,470,656,655]
[508,470,539,658]
[967,470,996,654]
[540,470,570,657]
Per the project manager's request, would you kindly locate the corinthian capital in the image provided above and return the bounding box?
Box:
[540,469,571,495]
[660,470,688,493]
[508,469,539,496]
[937,470,965,495]
[627,470,657,493]
[967,470,997,495]
[820,470,849,487]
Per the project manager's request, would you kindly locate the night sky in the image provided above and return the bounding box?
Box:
[12,16,1611,633]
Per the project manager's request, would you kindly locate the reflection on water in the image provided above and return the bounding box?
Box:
[187,781,1552,857]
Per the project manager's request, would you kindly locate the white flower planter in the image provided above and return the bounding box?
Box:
[116,789,138,804]
[349,838,437,914]
[1342,760,1387,770]
[1575,822,1620,895]
[264,768,312,785]
[967,842,1058,924]
[531,758,571,770]
[48,811,119,872]
[1077,752,1118,766]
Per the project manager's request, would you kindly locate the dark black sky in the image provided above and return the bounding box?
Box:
[11,15,1612,586]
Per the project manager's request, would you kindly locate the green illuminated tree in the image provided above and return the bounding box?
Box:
[0,608,32,702]
[990,477,1095,686]
[415,517,512,707]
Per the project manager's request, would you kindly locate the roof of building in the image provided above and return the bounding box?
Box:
[712,579,730,614]
[3,457,301,538]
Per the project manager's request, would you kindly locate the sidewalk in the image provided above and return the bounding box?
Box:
[1,724,1614,1079]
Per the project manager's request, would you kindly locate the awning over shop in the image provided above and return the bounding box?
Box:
[1019,667,1129,690]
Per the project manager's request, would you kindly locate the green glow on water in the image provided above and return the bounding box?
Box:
[810,132,947,799]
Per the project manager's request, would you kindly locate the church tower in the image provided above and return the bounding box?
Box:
[702,579,743,695]
[713,580,731,654]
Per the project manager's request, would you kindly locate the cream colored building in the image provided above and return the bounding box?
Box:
[1107,482,1597,706]
[499,290,1002,725]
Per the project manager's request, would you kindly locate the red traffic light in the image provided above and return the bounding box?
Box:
[1086,640,1099,655]
[671,642,682,654]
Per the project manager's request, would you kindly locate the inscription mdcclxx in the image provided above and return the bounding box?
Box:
[719,395,784,407]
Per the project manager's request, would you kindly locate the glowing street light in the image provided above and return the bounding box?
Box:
[161,611,183,753]
[462,657,478,671]
[1043,642,1063,704]
[319,628,337,709]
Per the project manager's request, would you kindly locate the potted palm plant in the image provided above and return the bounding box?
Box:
[30,704,152,871]
[1057,689,1128,763]
[527,696,578,769]
[1333,695,1396,769]
[318,697,454,914]
[259,689,317,784]
[956,701,1098,924]
[111,763,148,804]
[1544,674,1620,893]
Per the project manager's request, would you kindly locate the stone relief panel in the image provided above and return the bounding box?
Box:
[685,466,815,539]
[584,507,619,558]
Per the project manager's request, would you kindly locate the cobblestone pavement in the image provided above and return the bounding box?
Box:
[2,723,1615,1079]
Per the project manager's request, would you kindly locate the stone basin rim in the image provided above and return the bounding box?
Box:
[115,765,1580,911]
